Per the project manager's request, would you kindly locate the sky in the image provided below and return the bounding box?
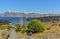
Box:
[0,0,60,14]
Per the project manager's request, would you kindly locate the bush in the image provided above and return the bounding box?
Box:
[0,24,10,29]
[27,19,45,33]
[15,24,21,32]
[21,28,26,33]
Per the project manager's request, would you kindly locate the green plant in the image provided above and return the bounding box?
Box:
[21,28,26,33]
[0,24,10,29]
[27,19,45,33]
[15,24,21,32]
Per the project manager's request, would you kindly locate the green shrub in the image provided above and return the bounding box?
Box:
[27,19,45,33]
[15,24,21,32]
[21,28,26,33]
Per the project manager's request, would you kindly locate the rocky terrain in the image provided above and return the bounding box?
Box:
[1,26,60,39]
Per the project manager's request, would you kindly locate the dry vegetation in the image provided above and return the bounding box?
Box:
[16,21,60,39]
[0,21,60,39]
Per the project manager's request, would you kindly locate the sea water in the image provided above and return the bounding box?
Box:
[0,17,29,25]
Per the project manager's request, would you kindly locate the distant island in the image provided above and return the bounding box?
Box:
[0,11,60,23]
[0,11,60,17]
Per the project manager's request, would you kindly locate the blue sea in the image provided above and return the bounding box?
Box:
[0,17,30,25]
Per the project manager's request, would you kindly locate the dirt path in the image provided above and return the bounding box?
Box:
[8,29,18,39]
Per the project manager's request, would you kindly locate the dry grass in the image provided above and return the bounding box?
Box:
[16,32,27,37]
[32,26,60,38]
[17,22,60,38]
[0,30,4,39]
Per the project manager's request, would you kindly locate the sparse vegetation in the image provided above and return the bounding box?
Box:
[21,28,26,33]
[15,24,21,32]
[0,24,10,29]
[0,18,60,39]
